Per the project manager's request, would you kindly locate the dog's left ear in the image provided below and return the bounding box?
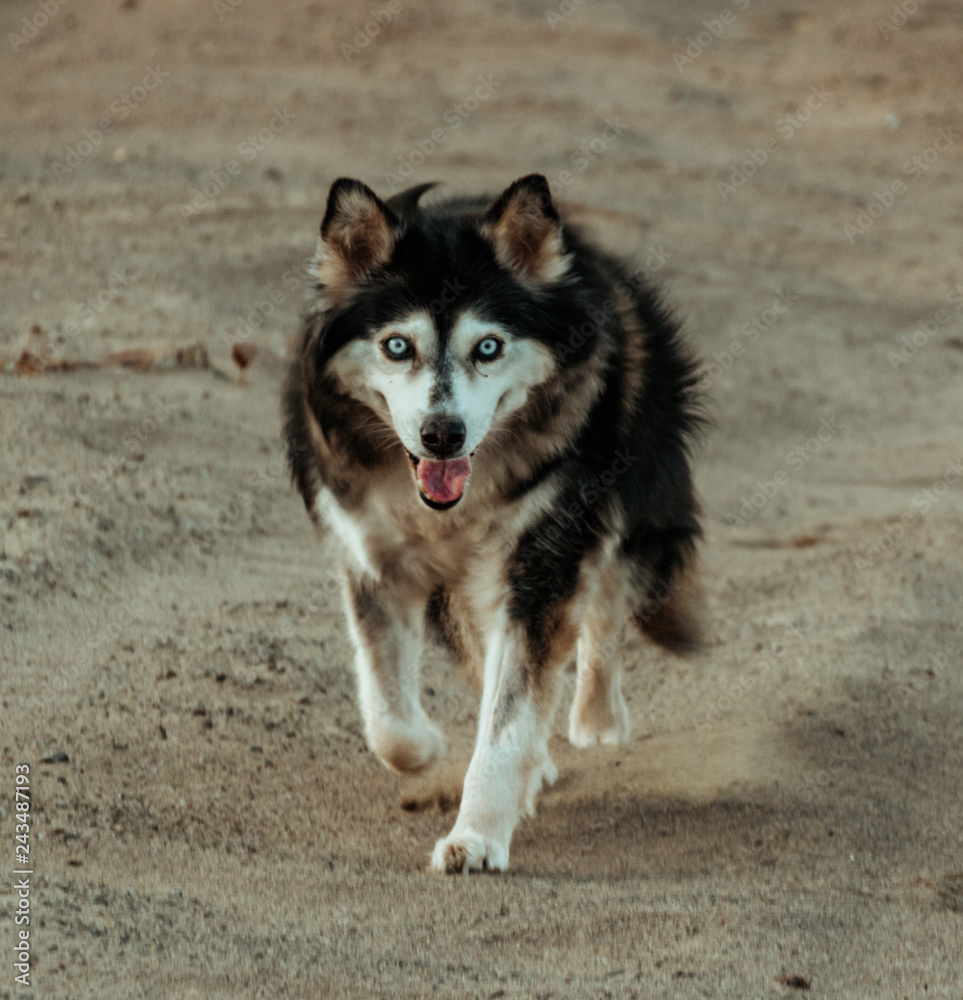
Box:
[482,174,568,286]
[315,178,398,293]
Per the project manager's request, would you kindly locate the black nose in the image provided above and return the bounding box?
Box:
[420,416,466,458]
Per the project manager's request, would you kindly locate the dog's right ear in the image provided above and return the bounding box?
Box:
[482,174,569,287]
[315,178,398,294]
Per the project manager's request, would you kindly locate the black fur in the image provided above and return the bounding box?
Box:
[284,176,703,649]
[281,175,709,872]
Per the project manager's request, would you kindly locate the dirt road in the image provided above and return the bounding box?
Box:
[1,0,961,996]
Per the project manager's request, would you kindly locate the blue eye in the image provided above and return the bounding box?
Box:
[474,337,503,362]
[383,336,412,360]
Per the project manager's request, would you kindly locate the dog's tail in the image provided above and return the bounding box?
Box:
[632,556,704,655]
[385,182,439,222]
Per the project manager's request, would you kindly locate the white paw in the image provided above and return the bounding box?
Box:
[367,714,445,774]
[568,691,630,748]
[430,827,510,874]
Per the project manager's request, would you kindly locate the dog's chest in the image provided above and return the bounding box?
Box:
[317,479,500,589]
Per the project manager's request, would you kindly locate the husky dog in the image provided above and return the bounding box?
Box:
[283,174,702,873]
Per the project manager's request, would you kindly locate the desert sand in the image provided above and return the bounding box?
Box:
[1,0,961,997]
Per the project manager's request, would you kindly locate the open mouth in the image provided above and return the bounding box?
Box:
[407,452,473,510]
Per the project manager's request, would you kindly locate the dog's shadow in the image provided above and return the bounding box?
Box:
[510,677,961,889]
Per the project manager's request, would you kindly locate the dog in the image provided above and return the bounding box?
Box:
[283,174,703,873]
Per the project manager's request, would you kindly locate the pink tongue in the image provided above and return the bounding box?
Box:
[417,456,472,504]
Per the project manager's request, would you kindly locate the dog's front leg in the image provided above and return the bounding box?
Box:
[430,607,573,873]
[343,570,444,774]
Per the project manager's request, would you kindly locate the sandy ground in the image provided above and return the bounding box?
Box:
[1,0,962,996]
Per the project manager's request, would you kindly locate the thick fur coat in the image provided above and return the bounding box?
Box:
[283,174,702,873]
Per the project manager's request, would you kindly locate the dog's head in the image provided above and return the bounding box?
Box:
[311,174,575,510]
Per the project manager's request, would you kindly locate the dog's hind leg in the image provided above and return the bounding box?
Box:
[568,561,632,748]
[343,570,444,774]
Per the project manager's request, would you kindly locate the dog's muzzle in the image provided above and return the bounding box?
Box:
[409,416,472,509]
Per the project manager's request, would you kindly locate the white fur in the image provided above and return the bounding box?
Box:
[430,611,563,873]
[319,307,640,873]
[316,492,377,578]
[328,311,438,454]
[328,309,556,461]
[319,471,637,870]
[341,567,445,775]
[445,313,557,454]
